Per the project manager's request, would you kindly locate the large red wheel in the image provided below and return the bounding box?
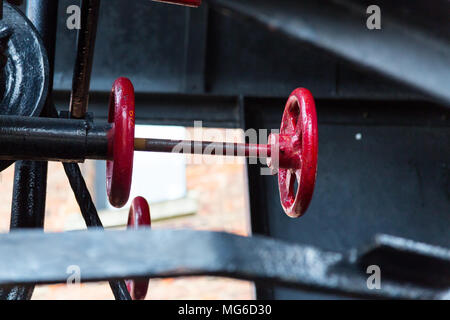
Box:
[106,77,136,208]
[269,88,318,218]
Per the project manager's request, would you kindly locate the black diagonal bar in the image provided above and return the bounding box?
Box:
[62,160,131,300]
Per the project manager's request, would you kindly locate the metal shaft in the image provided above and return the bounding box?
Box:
[69,0,100,119]
[134,138,272,159]
[0,115,272,161]
[0,116,110,162]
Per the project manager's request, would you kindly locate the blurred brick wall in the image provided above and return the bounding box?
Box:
[0,161,96,233]
[0,128,254,300]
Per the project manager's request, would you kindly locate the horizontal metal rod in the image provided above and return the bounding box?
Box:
[134,138,272,158]
[0,115,273,162]
[0,115,110,162]
[0,115,274,162]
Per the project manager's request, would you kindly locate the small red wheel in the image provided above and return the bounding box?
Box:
[126,197,151,300]
[269,88,318,218]
[106,77,135,208]
[152,0,201,7]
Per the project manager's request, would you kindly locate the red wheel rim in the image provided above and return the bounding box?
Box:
[153,0,201,7]
[126,197,151,300]
[278,88,318,218]
[106,77,135,208]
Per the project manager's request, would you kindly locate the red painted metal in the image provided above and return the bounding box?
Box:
[104,77,317,217]
[152,0,201,7]
[269,88,318,218]
[106,77,136,208]
[126,197,151,300]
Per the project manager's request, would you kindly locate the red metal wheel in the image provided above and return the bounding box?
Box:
[152,0,201,7]
[269,88,318,218]
[106,77,136,208]
[125,197,151,300]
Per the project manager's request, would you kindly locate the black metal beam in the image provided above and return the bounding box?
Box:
[0,230,448,299]
[54,90,242,128]
[54,90,450,129]
[207,0,450,105]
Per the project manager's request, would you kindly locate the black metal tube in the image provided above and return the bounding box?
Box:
[0,115,110,162]
[0,116,273,162]
[10,161,48,229]
[86,121,112,160]
[69,0,100,119]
